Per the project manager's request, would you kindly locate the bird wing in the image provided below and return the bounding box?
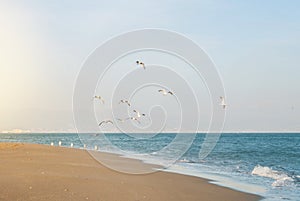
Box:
[119,100,130,106]
[94,96,104,103]
[168,91,173,95]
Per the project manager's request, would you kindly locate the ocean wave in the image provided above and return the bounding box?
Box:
[251,165,295,187]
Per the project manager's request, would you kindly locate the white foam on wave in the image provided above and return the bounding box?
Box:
[271,177,294,187]
[166,164,266,194]
[251,165,294,187]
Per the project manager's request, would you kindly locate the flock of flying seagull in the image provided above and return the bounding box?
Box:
[95,61,227,127]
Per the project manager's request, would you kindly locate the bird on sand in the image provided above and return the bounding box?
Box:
[93,95,105,104]
[136,61,146,69]
[220,96,227,109]
[119,99,131,106]
[98,120,113,126]
[158,89,174,96]
[133,109,146,118]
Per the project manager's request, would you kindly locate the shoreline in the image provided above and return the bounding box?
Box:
[0,139,265,195]
[0,142,262,201]
[89,147,266,196]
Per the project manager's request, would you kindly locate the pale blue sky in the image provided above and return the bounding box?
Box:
[0,0,299,132]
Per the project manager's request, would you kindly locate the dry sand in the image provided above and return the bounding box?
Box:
[0,143,262,201]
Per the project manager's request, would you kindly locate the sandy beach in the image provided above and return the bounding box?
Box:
[0,143,261,201]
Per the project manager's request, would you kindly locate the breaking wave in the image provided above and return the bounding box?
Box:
[251,165,297,187]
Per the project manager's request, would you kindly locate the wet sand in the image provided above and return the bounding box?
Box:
[0,143,262,201]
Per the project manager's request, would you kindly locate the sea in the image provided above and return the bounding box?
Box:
[0,133,299,201]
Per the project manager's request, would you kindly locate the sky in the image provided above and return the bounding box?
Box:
[0,0,299,133]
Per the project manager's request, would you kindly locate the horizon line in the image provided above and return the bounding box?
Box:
[1,131,300,134]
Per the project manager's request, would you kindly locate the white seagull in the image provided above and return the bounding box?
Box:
[220,96,227,109]
[158,89,174,96]
[119,99,131,106]
[133,109,146,118]
[93,95,105,104]
[98,120,113,126]
[136,60,146,70]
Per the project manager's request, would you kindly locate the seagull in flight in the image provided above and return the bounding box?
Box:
[158,89,174,96]
[98,120,113,126]
[220,96,227,109]
[119,99,131,106]
[133,109,146,118]
[136,60,146,70]
[93,95,104,104]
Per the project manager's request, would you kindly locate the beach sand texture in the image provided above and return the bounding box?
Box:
[0,143,261,201]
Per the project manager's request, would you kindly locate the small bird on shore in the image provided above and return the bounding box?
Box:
[136,60,146,69]
[133,109,146,118]
[220,96,227,109]
[119,99,131,106]
[158,89,174,96]
[93,95,104,104]
[98,120,113,126]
